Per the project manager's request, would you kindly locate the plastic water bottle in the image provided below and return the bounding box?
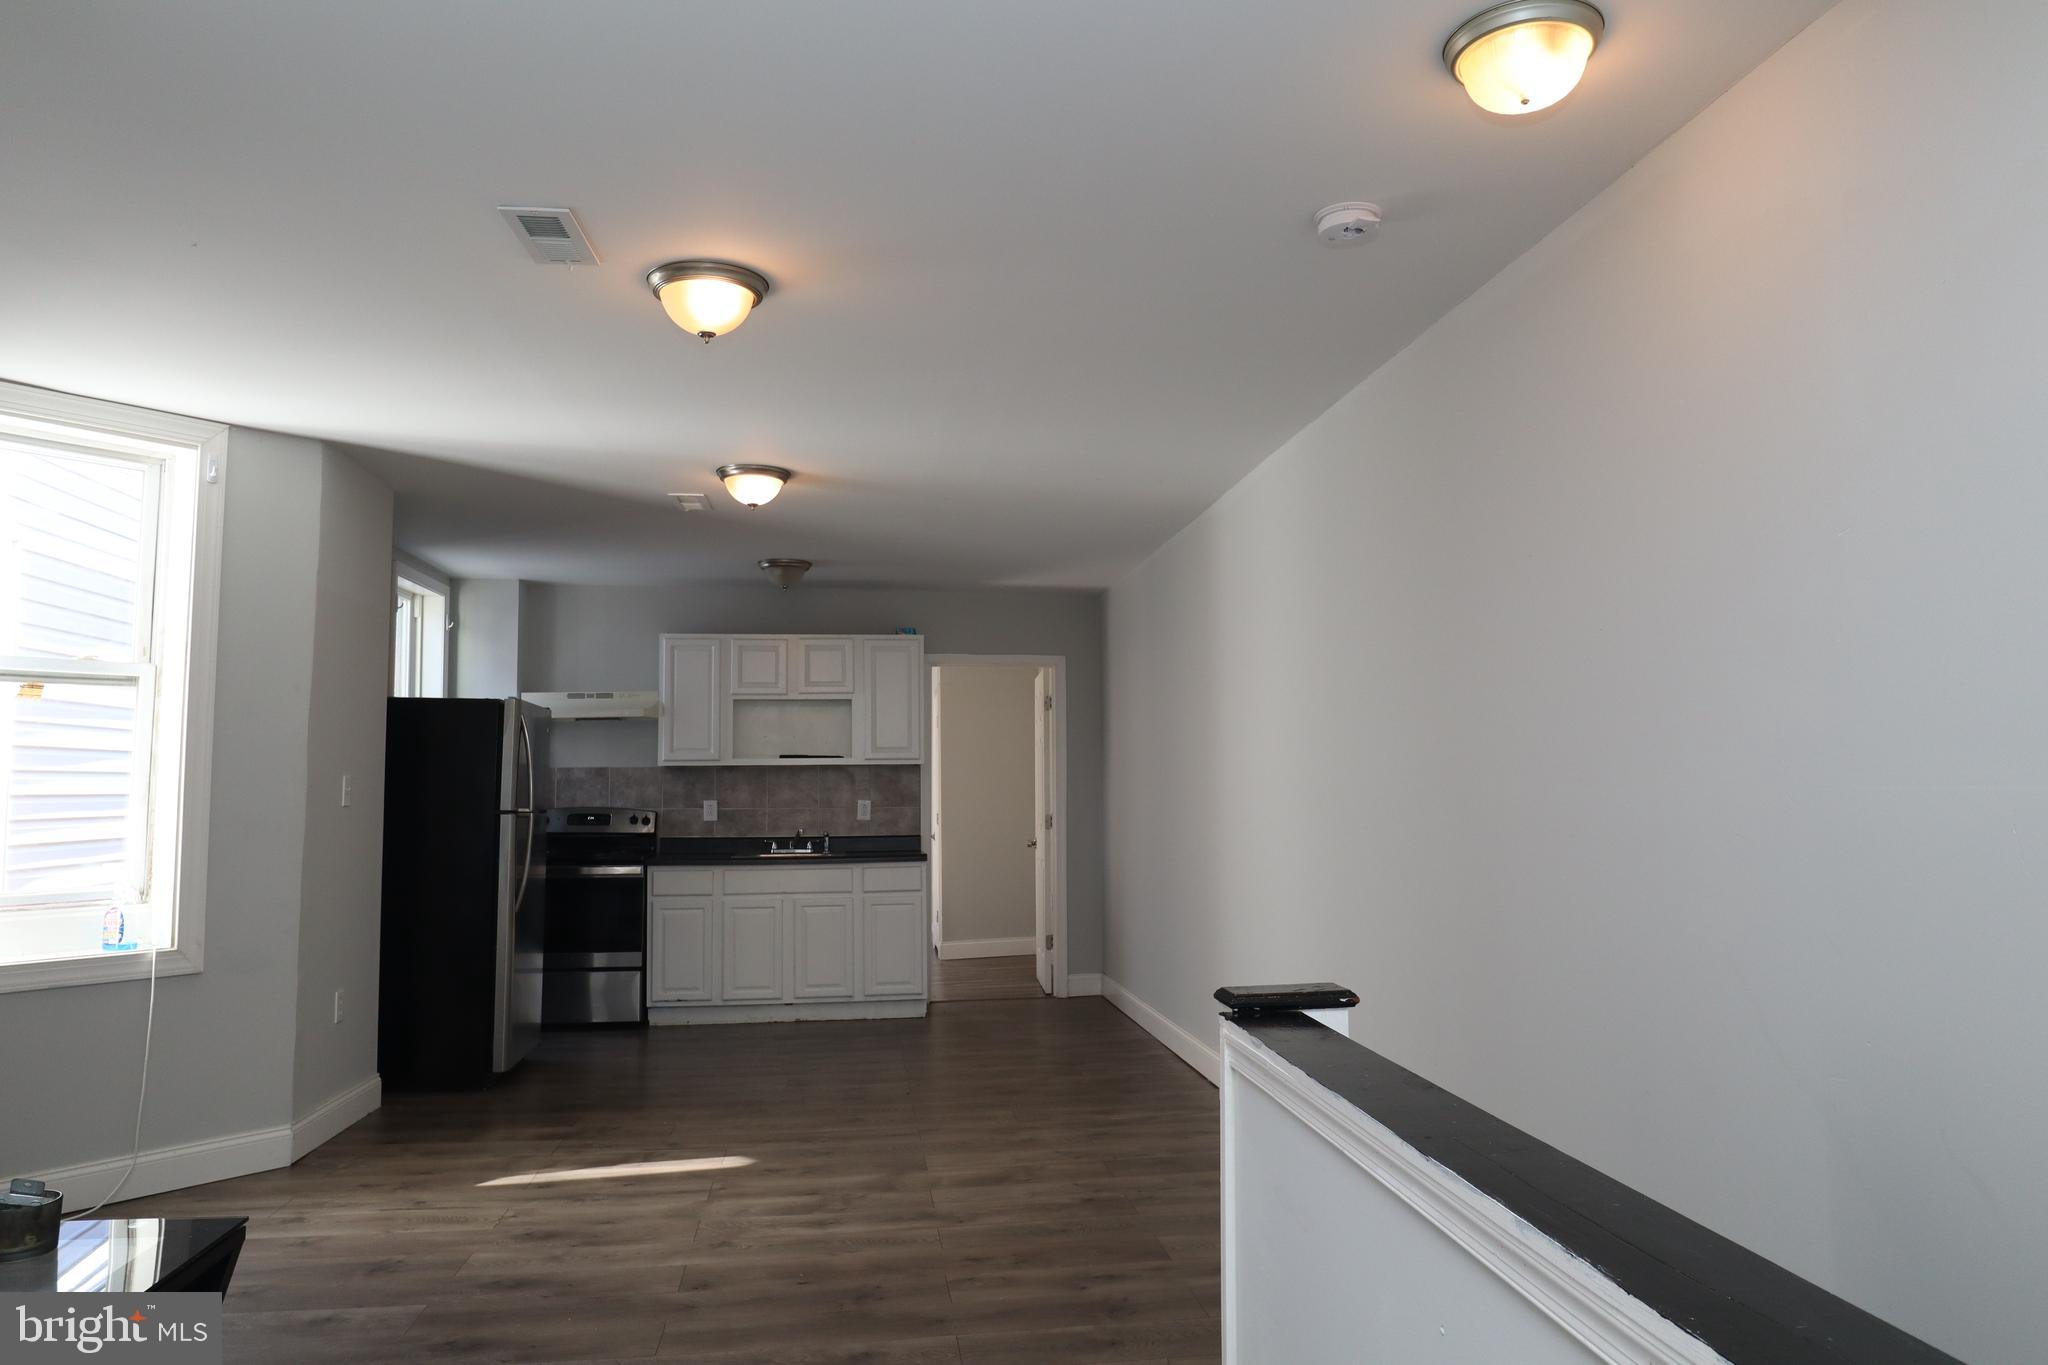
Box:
[100,906,139,953]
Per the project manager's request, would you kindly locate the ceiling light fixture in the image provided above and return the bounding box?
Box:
[1444,1,1604,116]
[646,261,771,341]
[759,558,812,590]
[717,464,791,508]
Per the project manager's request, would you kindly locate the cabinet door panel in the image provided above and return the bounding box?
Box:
[856,638,924,761]
[791,895,855,999]
[730,638,789,696]
[862,895,927,998]
[721,897,786,1001]
[658,636,722,763]
[793,638,855,696]
[648,896,714,1003]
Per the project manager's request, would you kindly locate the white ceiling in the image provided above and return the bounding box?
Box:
[0,1,1829,588]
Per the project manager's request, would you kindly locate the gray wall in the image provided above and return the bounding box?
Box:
[291,449,393,1119]
[453,576,521,700]
[520,583,1105,971]
[1104,2,2047,1360]
[935,665,1038,944]
[0,429,392,1180]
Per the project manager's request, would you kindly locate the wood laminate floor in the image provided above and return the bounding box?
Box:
[111,996,1221,1364]
[928,953,1045,1003]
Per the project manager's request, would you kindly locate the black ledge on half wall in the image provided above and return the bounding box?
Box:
[1215,986,1962,1365]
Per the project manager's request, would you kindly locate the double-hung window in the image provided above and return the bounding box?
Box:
[391,564,448,699]
[0,382,226,989]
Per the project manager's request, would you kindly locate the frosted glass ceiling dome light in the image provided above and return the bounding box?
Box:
[717,463,791,508]
[758,559,811,590]
[647,261,771,340]
[1444,1,1604,116]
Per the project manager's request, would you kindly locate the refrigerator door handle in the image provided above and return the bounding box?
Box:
[514,712,538,910]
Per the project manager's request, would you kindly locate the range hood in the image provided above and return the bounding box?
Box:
[520,690,660,721]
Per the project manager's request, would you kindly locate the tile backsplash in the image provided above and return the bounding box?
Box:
[552,765,921,838]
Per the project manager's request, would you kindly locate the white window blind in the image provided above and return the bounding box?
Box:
[0,445,156,926]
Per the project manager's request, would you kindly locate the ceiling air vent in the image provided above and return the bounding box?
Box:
[498,206,599,265]
[670,493,712,513]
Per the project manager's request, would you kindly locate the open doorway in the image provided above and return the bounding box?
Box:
[925,655,1065,1000]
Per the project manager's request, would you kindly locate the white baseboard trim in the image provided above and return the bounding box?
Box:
[29,1072,382,1209]
[31,1125,292,1211]
[1101,975,1221,1086]
[291,1074,382,1161]
[1065,972,1103,996]
[939,936,1036,960]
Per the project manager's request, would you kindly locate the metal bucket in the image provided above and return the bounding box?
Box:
[0,1180,62,1263]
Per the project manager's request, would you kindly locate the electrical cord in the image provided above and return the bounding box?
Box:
[73,940,159,1219]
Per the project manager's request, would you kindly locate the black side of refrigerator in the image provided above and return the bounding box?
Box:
[379,698,506,1090]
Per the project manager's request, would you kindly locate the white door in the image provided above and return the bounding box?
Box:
[792,638,856,695]
[857,637,924,761]
[791,895,856,999]
[862,895,927,998]
[721,896,786,1001]
[648,896,715,1003]
[658,636,722,762]
[1032,671,1053,996]
[729,638,789,695]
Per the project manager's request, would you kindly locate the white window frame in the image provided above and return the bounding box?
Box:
[0,381,227,993]
[392,554,450,699]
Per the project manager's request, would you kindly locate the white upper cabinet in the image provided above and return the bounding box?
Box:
[792,638,856,696]
[729,637,789,695]
[657,636,723,762]
[856,637,924,761]
[659,633,921,765]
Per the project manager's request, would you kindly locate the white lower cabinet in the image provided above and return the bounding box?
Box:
[720,897,786,1001]
[648,895,715,1003]
[647,863,925,1017]
[861,896,927,998]
[791,895,856,998]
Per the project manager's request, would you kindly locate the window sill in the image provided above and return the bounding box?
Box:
[0,946,200,995]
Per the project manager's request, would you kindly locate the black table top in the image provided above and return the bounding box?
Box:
[1227,1012,1962,1365]
[0,1218,245,1294]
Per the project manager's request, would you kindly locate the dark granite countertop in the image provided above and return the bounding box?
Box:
[1223,1008,1962,1365]
[651,835,926,866]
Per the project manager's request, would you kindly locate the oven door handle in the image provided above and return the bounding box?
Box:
[544,865,649,879]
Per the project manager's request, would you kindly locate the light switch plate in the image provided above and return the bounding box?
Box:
[702,800,717,821]
[856,799,871,821]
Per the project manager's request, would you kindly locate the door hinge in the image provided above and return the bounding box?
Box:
[1044,694,1053,711]
[1044,813,1053,831]
[1044,933,1054,950]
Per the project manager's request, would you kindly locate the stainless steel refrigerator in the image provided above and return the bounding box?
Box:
[378,696,550,1089]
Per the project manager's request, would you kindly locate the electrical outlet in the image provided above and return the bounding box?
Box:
[340,774,353,807]
[856,799,871,821]
[332,989,344,1024]
[702,799,717,821]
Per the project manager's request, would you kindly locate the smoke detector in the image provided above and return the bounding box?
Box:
[759,558,811,590]
[1314,202,1383,246]
[669,493,713,512]
[499,206,600,265]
